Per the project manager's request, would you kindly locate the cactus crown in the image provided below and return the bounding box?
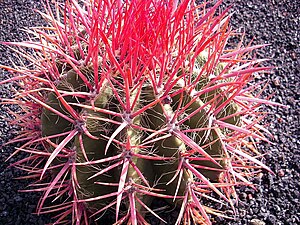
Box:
[0,0,280,224]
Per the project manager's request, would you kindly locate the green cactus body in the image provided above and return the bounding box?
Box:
[40,51,235,214]
[144,95,189,205]
[75,82,118,209]
[172,89,224,181]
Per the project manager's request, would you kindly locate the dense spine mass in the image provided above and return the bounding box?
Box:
[0,0,280,224]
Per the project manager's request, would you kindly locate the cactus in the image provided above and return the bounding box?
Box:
[0,0,282,224]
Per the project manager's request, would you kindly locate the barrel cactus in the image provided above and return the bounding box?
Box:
[0,0,281,224]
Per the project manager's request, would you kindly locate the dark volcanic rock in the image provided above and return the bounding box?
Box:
[222,0,300,225]
[0,1,53,224]
[0,0,299,225]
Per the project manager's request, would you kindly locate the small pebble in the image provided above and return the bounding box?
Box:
[250,219,266,225]
[278,169,285,177]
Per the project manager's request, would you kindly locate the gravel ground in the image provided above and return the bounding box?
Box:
[0,0,299,224]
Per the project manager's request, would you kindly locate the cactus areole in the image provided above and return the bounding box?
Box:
[0,0,280,224]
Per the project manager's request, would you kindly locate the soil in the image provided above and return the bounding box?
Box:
[0,0,299,225]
